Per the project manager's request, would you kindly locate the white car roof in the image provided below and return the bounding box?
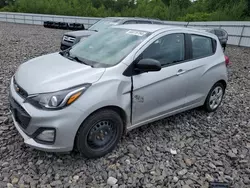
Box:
[113,24,179,32]
[113,24,218,40]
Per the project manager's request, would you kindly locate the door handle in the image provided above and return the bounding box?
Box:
[176,69,186,76]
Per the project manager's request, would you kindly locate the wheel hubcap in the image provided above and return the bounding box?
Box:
[87,120,115,149]
[209,86,223,110]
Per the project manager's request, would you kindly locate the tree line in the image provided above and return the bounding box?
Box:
[0,0,250,21]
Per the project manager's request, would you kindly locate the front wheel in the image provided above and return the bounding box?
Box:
[75,109,123,158]
[204,82,225,112]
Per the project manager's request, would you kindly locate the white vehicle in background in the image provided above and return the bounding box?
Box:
[60,17,165,50]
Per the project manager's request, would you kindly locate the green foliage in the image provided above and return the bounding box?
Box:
[0,0,250,21]
[0,0,15,8]
[178,12,212,22]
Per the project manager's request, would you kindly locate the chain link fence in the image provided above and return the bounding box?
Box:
[1,12,250,47]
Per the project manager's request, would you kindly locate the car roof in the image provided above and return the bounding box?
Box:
[113,24,178,32]
[113,24,215,34]
[189,27,227,33]
[189,27,213,31]
[105,17,163,22]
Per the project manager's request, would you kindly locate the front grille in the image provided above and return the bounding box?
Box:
[9,97,31,129]
[63,35,75,43]
[13,78,28,98]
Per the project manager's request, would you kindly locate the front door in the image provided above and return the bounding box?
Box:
[132,33,190,125]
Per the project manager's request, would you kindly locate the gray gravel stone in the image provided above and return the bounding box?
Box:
[36,160,43,165]
[243,177,250,184]
[127,144,137,154]
[107,177,118,186]
[232,148,238,154]
[11,177,19,184]
[73,175,79,181]
[7,183,13,188]
[184,158,193,167]
[227,150,237,159]
[208,162,216,169]
[50,180,62,186]
[1,162,9,167]
[214,160,223,167]
[205,174,214,182]
[173,176,179,182]
[182,185,191,188]
[246,143,250,149]
[178,169,188,176]
[85,176,93,184]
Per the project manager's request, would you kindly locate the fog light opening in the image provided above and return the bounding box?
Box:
[36,129,55,143]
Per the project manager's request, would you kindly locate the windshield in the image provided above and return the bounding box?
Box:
[88,18,121,32]
[69,28,150,68]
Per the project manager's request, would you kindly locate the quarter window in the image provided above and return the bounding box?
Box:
[191,35,213,59]
[141,33,185,67]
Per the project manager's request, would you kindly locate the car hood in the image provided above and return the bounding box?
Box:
[64,30,97,38]
[14,53,105,94]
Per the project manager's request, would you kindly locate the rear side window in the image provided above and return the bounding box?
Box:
[191,35,214,59]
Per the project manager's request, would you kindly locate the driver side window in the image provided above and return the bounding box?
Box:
[141,33,185,67]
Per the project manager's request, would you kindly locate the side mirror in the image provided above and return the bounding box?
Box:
[135,58,161,72]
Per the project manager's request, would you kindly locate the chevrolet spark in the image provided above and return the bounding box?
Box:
[9,24,228,158]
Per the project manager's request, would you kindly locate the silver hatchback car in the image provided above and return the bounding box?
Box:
[10,24,228,158]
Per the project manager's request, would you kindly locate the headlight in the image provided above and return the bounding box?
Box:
[26,84,91,110]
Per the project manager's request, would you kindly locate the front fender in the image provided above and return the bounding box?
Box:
[72,78,132,130]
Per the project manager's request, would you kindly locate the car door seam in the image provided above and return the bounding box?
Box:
[130,76,134,124]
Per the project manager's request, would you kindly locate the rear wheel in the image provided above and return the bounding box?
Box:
[204,82,225,112]
[76,109,123,158]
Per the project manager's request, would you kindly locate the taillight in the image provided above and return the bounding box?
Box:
[225,55,230,66]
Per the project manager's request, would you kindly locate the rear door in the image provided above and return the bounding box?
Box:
[183,34,219,107]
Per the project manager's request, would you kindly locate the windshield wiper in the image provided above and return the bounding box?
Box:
[60,49,93,67]
[71,56,93,67]
[59,47,72,56]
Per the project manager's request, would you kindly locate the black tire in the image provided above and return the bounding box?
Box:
[204,82,225,112]
[76,109,123,158]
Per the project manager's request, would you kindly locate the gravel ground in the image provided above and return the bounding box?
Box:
[0,22,250,188]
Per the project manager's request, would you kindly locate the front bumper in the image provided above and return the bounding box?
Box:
[9,77,84,152]
[11,114,70,152]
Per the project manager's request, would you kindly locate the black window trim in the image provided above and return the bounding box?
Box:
[136,20,153,24]
[123,20,137,24]
[123,32,191,76]
[188,33,217,61]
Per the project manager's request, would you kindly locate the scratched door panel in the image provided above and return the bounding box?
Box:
[132,64,188,125]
